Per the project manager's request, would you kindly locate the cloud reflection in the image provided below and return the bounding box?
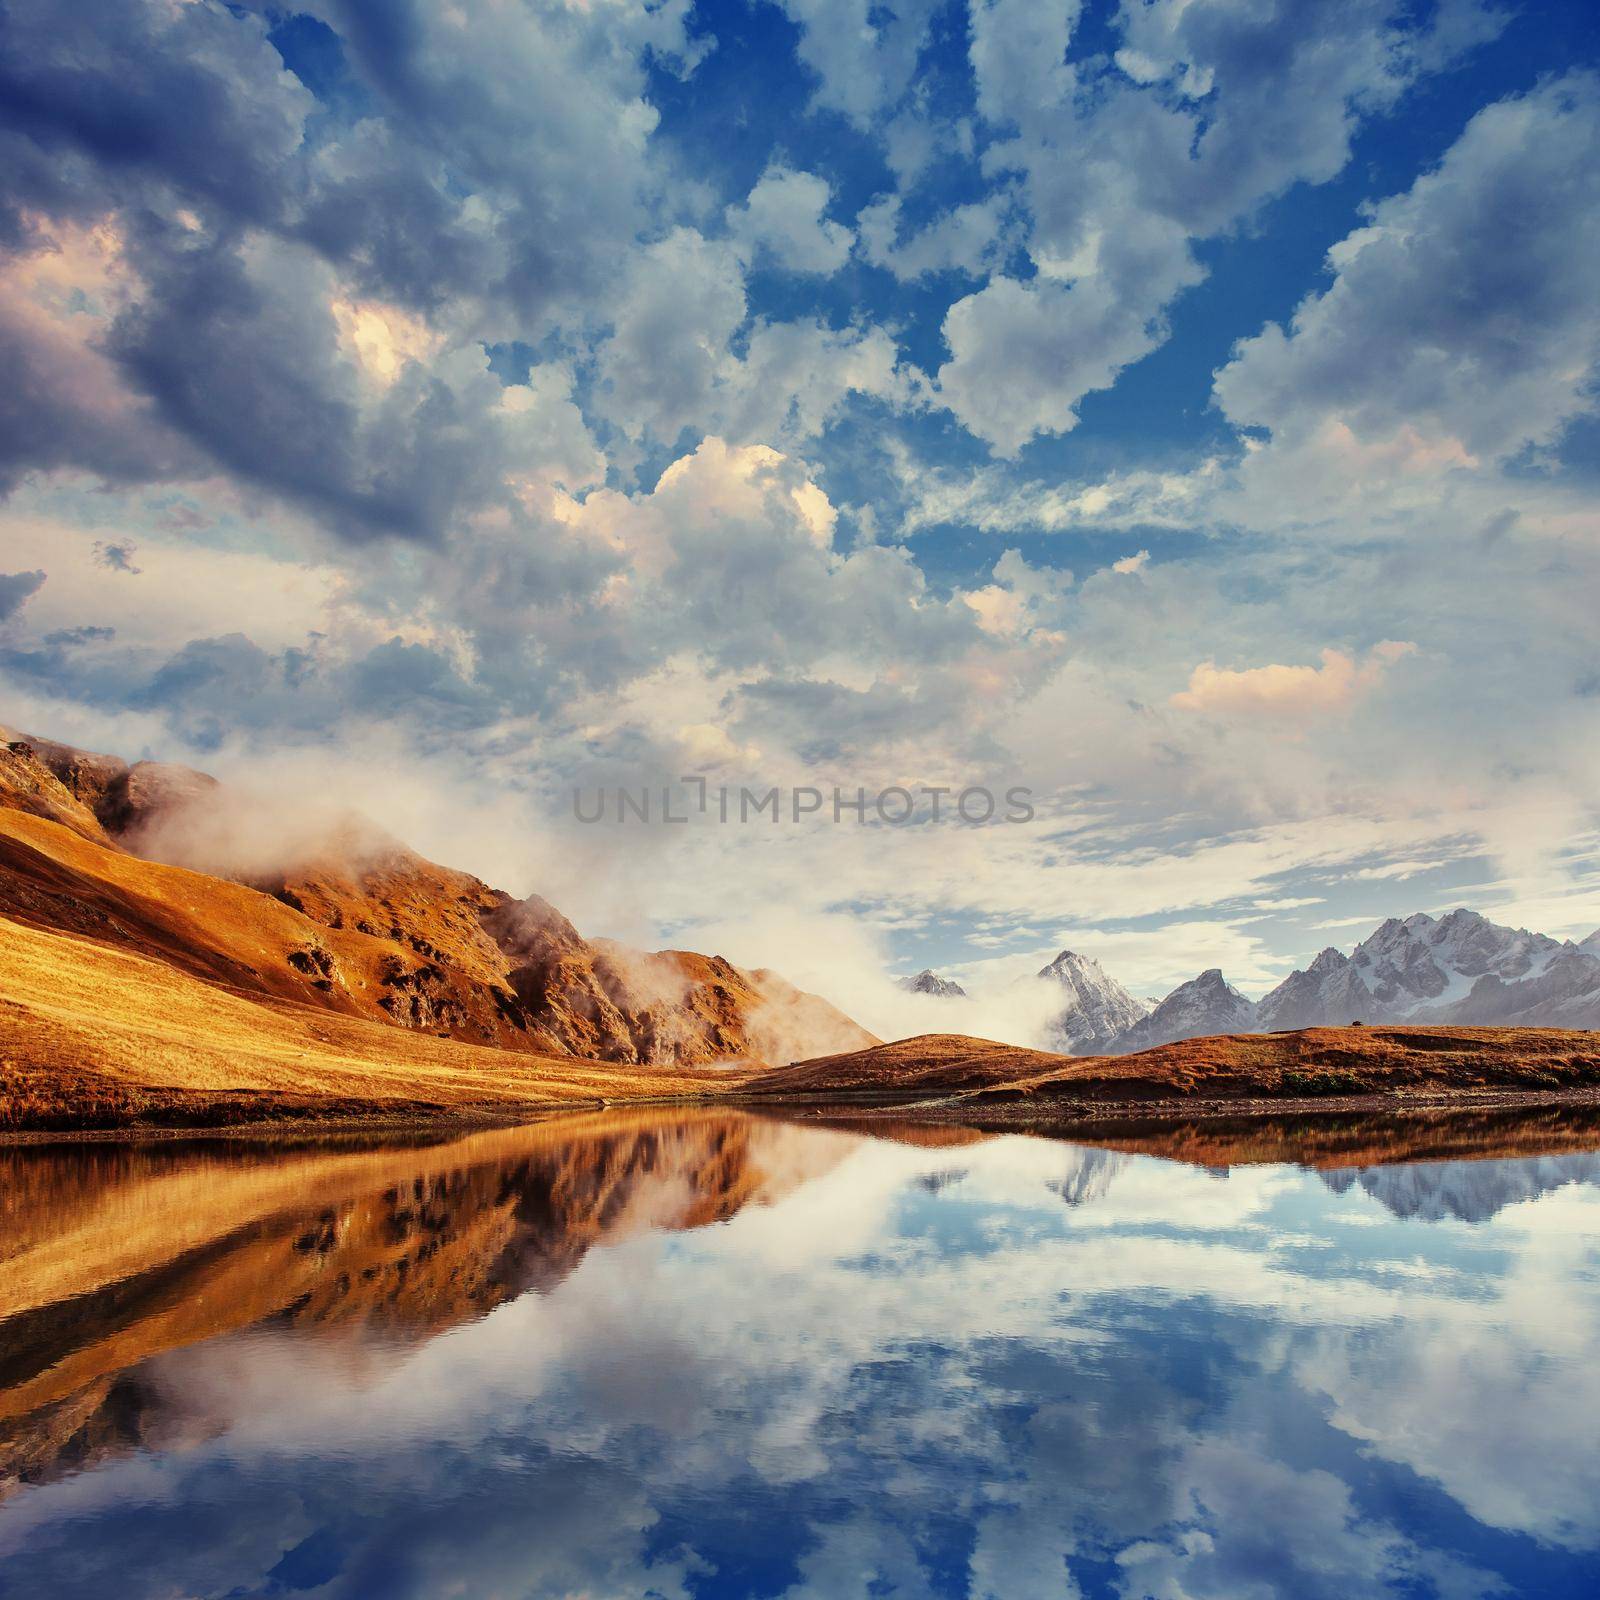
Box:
[1,1112,1599,1597]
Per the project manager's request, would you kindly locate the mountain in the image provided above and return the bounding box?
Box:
[1430,945,1600,1030]
[1320,1153,1600,1225]
[1036,949,1147,1053]
[1260,909,1600,1033]
[900,969,967,998]
[1350,909,1567,1014]
[0,728,875,1079]
[1104,969,1256,1055]
[1258,947,1375,1031]
[1007,909,1595,1056]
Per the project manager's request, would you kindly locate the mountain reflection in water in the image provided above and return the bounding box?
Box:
[3,1106,1600,1598]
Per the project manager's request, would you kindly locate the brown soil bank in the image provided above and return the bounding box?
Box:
[738,1027,1600,1113]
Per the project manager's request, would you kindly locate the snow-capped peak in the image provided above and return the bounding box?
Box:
[900,969,967,999]
[1036,949,1147,1054]
[1351,907,1564,1014]
[1257,945,1374,1031]
[1104,968,1256,1055]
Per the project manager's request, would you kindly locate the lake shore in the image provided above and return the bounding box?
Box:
[7,903,1600,1137]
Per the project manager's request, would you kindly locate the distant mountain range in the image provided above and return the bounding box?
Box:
[911,907,1600,1055]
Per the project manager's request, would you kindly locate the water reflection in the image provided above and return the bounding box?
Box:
[2,1106,1600,1597]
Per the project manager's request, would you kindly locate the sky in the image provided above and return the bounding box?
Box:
[1,0,1598,1024]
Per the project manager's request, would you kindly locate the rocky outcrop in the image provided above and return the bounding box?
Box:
[0,738,113,846]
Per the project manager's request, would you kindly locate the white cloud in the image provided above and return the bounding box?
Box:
[594,228,910,450]
[937,239,1201,454]
[932,0,1503,454]
[856,193,1010,282]
[774,0,942,126]
[728,166,853,275]
[1216,75,1600,468]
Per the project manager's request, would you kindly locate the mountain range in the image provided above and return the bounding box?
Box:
[915,906,1600,1055]
[5,718,1599,1130]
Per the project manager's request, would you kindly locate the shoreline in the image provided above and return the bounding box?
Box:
[12,1081,1600,1146]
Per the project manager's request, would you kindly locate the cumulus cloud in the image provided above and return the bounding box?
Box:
[1217,73,1600,466]
[774,0,943,127]
[1171,643,1417,719]
[856,194,1010,282]
[595,228,908,451]
[728,167,852,275]
[939,253,1201,454]
[936,0,1503,453]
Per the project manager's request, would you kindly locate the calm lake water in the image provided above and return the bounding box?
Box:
[3,1108,1600,1599]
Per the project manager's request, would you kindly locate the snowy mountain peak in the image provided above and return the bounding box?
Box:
[1258,945,1373,1032]
[900,969,967,999]
[1104,968,1256,1056]
[1040,948,1104,981]
[1036,949,1148,1055]
[931,906,1600,1057]
[1351,905,1565,1014]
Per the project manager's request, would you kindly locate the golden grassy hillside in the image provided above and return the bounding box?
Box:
[1,733,876,1068]
[0,912,744,1130]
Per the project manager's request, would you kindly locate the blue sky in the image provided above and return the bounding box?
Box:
[1,0,1598,1027]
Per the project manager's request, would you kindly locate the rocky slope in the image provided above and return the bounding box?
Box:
[1257,947,1375,1031]
[0,906,743,1130]
[0,727,874,1072]
[1104,969,1257,1055]
[1036,949,1148,1052]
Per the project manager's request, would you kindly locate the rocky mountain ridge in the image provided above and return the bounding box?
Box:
[1035,949,1148,1052]
[0,727,874,1069]
[1032,906,1600,1054]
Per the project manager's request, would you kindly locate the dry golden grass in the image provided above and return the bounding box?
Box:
[0,913,747,1130]
[744,1025,1600,1106]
